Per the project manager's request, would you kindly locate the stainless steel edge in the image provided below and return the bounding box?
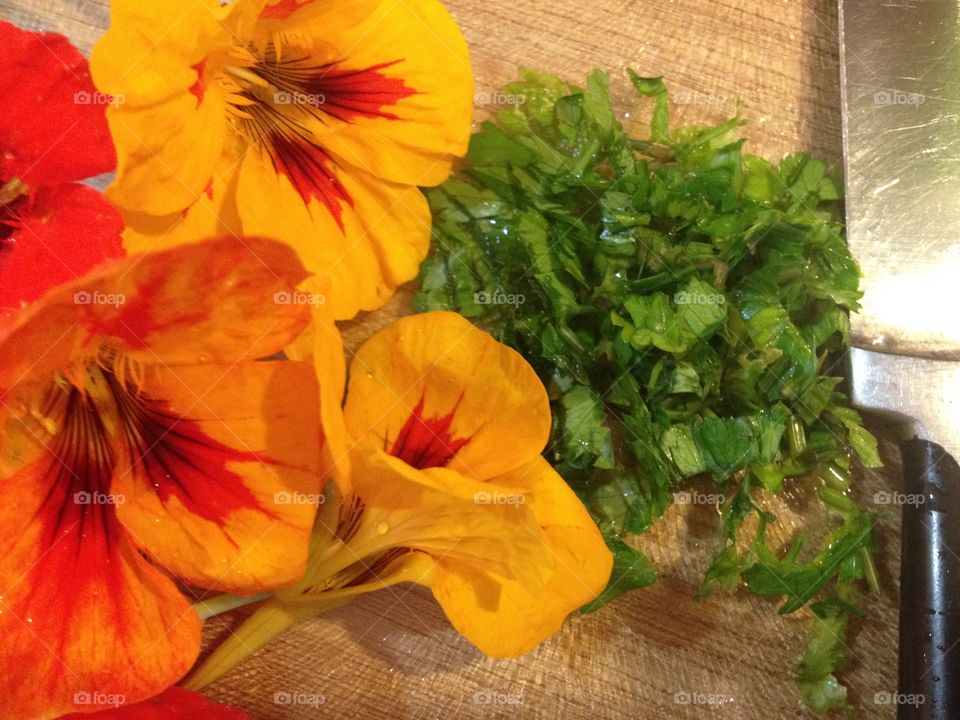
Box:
[839,0,960,360]
[849,347,960,462]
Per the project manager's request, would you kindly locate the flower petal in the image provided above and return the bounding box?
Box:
[254,0,474,186]
[0,184,124,320]
[258,0,376,25]
[235,147,430,319]
[259,0,305,20]
[111,361,321,593]
[0,21,115,186]
[312,307,352,494]
[338,448,549,588]
[103,91,230,216]
[0,438,200,720]
[272,280,347,497]
[344,312,552,479]
[59,686,250,719]
[0,236,310,395]
[91,0,260,215]
[119,161,244,255]
[92,0,259,104]
[430,456,613,657]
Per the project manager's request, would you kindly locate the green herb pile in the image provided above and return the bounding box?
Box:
[414,70,882,715]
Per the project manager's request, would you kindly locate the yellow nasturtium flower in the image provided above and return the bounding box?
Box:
[90,0,474,320]
[189,312,613,687]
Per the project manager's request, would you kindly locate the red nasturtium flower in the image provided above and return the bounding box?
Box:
[60,687,250,720]
[91,0,474,320]
[0,236,326,720]
[0,21,122,322]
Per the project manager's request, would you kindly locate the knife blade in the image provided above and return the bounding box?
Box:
[839,1,960,717]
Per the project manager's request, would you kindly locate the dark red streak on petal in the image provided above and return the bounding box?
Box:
[189,61,206,105]
[36,381,118,548]
[0,381,164,707]
[305,61,415,123]
[267,132,351,229]
[231,48,413,227]
[0,195,24,240]
[93,268,203,351]
[389,395,470,470]
[258,0,304,20]
[15,383,128,656]
[107,372,275,532]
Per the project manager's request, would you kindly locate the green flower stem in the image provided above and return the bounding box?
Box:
[185,597,349,690]
[860,547,880,594]
[193,591,271,621]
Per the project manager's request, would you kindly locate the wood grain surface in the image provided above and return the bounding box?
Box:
[0,1,901,718]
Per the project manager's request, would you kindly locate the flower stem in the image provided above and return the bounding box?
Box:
[860,547,880,594]
[185,597,349,689]
[193,591,271,621]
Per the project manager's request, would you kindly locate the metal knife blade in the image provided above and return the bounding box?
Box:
[839,1,960,716]
[840,0,960,361]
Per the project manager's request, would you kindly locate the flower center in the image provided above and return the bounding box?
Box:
[34,353,145,501]
[31,350,266,535]
[389,395,470,470]
[0,178,27,240]
[211,41,415,227]
[33,364,119,544]
[0,177,26,207]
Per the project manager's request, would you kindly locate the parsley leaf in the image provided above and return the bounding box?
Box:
[416,70,881,715]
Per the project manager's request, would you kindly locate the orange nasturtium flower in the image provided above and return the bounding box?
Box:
[0,236,327,719]
[188,311,613,686]
[91,0,474,320]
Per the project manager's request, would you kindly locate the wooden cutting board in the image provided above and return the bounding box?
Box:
[0,1,901,717]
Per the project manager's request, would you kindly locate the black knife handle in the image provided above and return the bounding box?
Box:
[899,438,960,719]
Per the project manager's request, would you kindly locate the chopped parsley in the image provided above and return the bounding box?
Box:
[415,69,882,715]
